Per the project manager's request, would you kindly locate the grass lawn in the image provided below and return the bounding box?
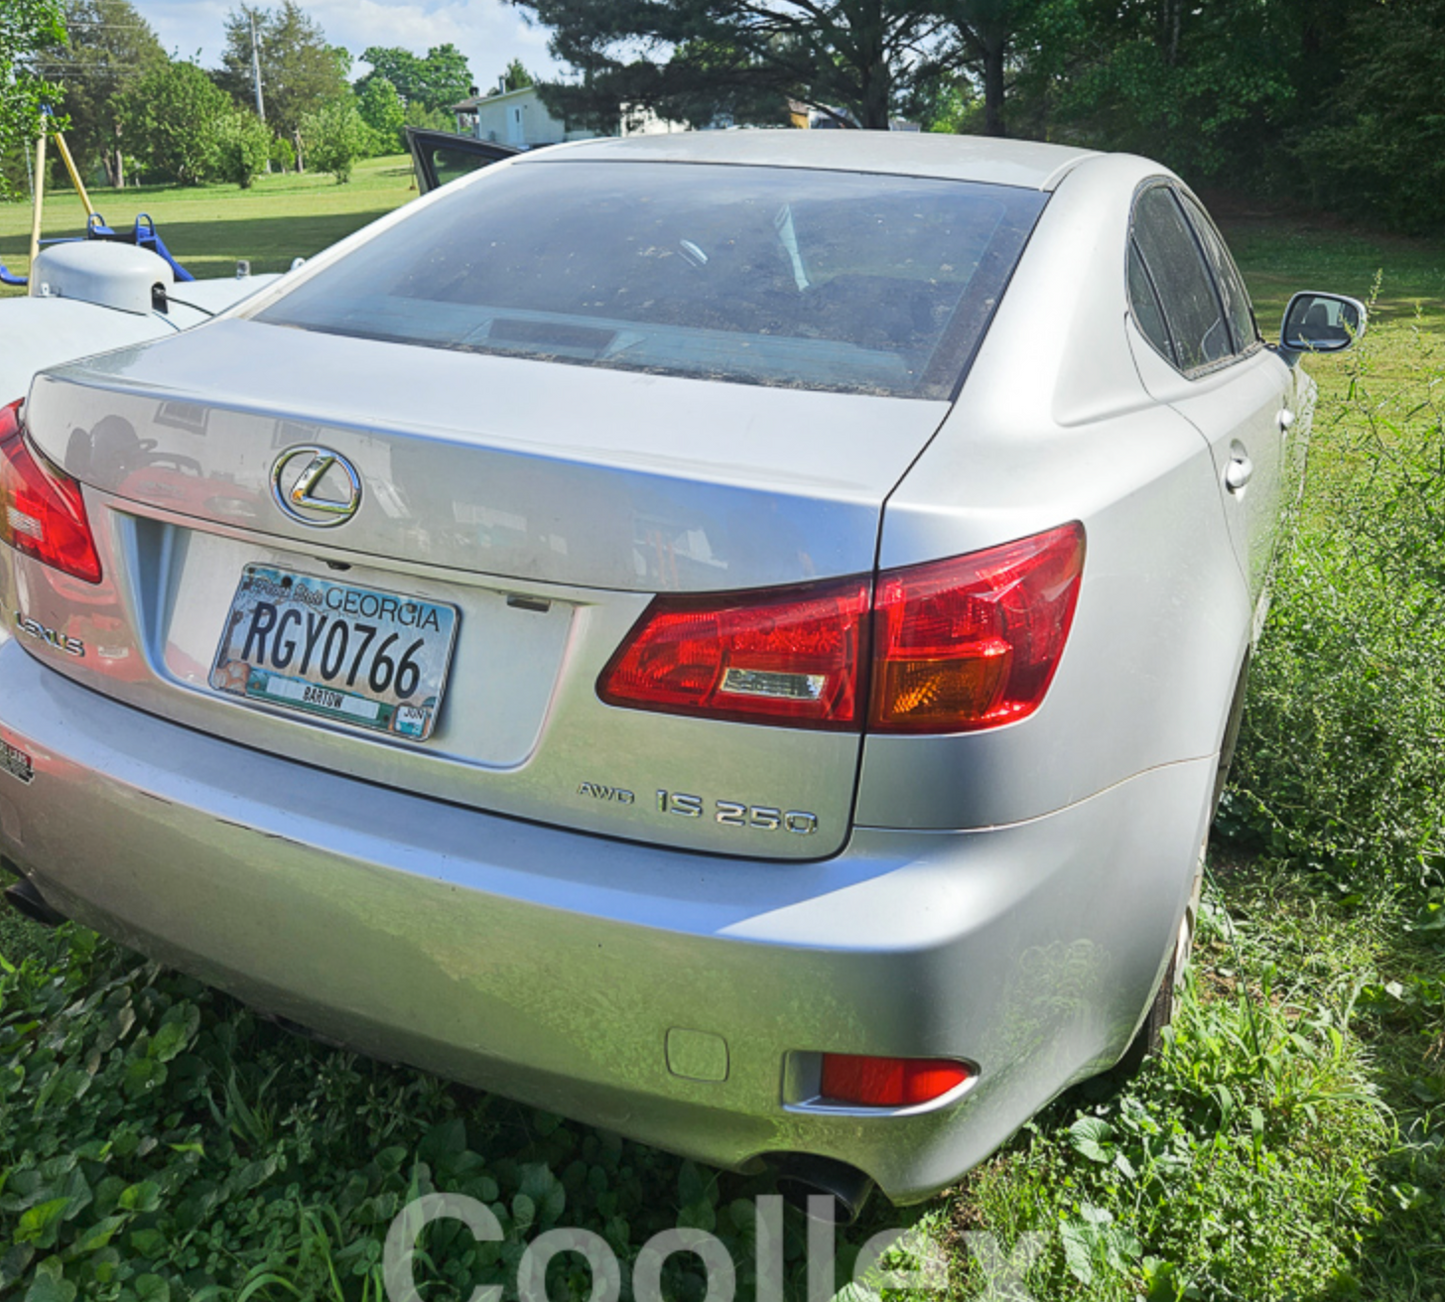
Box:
[0,153,419,290]
[0,182,1441,1300]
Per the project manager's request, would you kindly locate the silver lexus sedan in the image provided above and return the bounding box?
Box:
[0,132,1361,1211]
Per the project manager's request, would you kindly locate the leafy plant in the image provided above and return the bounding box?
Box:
[299,96,368,184]
[213,110,272,189]
[355,77,405,157]
[0,0,66,199]
[1221,309,1445,895]
[119,61,232,185]
[0,920,922,1300]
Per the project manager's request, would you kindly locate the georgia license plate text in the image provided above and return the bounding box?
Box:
[209,566,459,740]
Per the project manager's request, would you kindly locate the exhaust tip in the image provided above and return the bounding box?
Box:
[769,1154,875,1225]
[4,877,67,928]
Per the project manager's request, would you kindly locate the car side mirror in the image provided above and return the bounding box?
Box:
[1280,292,1367,354]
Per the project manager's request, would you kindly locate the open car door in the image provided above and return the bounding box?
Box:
[405,128,520,195]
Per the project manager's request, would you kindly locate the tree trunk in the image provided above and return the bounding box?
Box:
[1158,0,1182,66]
[105,125,124,188]
[294,127,305,172]
[983,38,1006,137]
[856,10,891,130]
[860,62,891,129]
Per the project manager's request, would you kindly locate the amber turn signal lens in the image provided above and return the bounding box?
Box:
[870,522,1084,733]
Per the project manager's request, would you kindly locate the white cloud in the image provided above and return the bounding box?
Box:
[133,0,562,85]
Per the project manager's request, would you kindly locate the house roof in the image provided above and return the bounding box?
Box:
[451,85,540,113]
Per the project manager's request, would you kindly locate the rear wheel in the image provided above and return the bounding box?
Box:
[1110,658,1247,1078]
[1110,837,1203,1078]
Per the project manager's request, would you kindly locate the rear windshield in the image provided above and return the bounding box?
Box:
[254,160,1046,400]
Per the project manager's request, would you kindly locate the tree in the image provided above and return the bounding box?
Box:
[213,106,271,186]
[921,0,1085,138]
[356,73,404,153]
[515,0,937,132]
[217,2,349,142]
[34,0,165,187]
[0,0,66,197]
[497,57,535,93]
[402,100,452,134]
[415,42,471,110]
[358,43,475,113]
[357,46,423,103]
[300,94,366,182]
[121,59,230,183]
[1296,0,1445,229]
[904,69,977,133]
[936,1,1014,137]
[1015,0,1340,180]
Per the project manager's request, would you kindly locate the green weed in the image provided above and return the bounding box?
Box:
[0,922,926,1299]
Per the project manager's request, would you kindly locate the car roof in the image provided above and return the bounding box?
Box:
[517,129,1098,191]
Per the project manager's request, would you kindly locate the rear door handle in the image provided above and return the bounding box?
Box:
[1225,451,1254,492]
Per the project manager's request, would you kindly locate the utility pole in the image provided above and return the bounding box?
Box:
[249,10,266,121]
[249,9,271,172]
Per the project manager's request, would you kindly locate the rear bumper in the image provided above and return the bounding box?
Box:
[0,640,1212,1202]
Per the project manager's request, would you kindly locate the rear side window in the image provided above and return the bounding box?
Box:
[254,160,1048,400]
[1177,192,1258,354]
[1127,241,1174,364]
[1130,185,1230,373]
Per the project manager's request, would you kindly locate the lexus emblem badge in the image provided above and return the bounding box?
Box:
[271,446,363,527]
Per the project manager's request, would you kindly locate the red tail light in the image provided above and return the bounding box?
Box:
[597,523,1083,733]
[0,400,103,585]
[870,522,1085,732]
[597,576,871,728]
[820,1054,973,1107]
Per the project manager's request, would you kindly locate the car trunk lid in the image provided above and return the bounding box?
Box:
[18,320,949,858]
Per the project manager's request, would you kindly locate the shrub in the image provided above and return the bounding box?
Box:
[269,131,295,173]
[119,60,230,185]
[299,95,367,183]
[212,108,271,188]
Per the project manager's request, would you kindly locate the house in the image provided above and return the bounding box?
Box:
[451,85,691,150]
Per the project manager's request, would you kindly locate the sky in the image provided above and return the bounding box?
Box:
[131,0,565,87]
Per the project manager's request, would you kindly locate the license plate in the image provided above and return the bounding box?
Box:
[209,566,459,741]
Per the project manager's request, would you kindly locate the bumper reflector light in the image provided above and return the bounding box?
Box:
[819,1054,973,1107]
